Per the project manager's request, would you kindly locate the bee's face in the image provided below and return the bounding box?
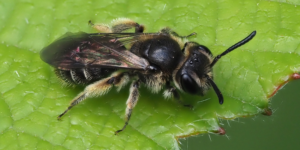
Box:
[175,43,213,95]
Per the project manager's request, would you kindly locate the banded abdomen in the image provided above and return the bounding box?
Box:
[55,68,115,85]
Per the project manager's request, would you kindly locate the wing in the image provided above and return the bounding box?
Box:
[40,32,151,70]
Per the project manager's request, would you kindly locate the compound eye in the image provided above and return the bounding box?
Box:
[180,74,199,94]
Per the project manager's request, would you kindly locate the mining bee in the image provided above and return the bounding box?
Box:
[40,18,256,134]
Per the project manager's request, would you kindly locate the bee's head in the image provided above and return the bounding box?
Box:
[175,42,214,96]
[175,31,257,105]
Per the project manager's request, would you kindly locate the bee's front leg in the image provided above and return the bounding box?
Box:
[115,80,140,135]
[164,82,193,109]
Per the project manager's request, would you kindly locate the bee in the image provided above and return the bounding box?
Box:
[40,18,256,134]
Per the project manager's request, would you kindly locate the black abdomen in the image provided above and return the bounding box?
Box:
[55,68,115,85]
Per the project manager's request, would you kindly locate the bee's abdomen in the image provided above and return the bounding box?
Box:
[55,68,115,85]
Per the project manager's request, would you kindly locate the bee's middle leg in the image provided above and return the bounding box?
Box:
[115,80,140,135]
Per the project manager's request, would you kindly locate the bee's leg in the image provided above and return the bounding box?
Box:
[164,82,193,109]
[89,18,144,33]
[57,72,129,120]
[111,18,144,33]
[89,20,112,33]
[160,27,197,39]
[170,88,193,109]
[115,80,140,135]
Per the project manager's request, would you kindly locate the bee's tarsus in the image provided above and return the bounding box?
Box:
[57,105,73,120]
[88,20,94,26]
[185,32,197,38]
[114,130,121,135]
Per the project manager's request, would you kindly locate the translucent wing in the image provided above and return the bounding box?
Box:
[40,32,150,70]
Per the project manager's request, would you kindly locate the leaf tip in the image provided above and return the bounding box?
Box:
[262,108,272,116]
[217,127,226,135]
[292,73,300,79]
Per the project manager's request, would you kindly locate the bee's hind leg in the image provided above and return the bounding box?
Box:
[89,18,144,33]
[115,80,140,135]
[57,72,129,120]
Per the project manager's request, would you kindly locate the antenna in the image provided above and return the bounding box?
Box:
[206,75,223,104]
[210,31,256,67]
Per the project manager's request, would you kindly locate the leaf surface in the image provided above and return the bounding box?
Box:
[0,0,300,149]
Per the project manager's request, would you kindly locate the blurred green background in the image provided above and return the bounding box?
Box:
[181,80,300,150]
[1,0,300,149]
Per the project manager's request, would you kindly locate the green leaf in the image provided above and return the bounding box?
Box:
[0,0,299,149]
